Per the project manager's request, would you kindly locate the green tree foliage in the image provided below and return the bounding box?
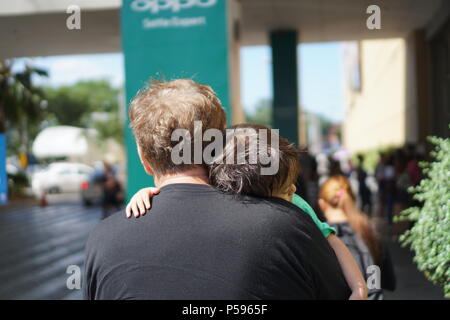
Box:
[245,98,272,128]
[45,80,119,126]
[2,60,124,161]
[0,59,48,153]
[396,133,450,297]
[44,86,90,127]
[44,80,124,145]
[90,111,124,145]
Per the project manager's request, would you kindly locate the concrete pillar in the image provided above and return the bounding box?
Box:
[270,30,299,145]
[228,0,245,125]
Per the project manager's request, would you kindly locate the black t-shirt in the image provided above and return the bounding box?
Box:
[84,183,350,300]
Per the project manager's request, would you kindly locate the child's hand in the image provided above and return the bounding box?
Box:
[125,187,160,219]
[349,284,368,300]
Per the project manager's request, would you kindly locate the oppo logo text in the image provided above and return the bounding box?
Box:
[131,0,217,14]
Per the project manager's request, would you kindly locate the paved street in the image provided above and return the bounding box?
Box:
[0,194,104,300]
[0,194,446,300]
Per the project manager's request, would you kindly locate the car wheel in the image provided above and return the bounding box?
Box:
[48,186,61,194]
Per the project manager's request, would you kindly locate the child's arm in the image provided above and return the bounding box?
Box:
[291,194,367,299]
[327,234,368,300]
[125,187,160,218]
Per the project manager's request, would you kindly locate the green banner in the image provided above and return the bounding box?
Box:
[121,0,231,199]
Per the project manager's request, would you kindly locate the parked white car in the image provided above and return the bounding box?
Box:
[31,162,94,196]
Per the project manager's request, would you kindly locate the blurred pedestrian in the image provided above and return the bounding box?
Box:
[319,175,396,299]
[101,161,122,219]
[295,152,320,214]
[329,156,343,177]
[295,156,308,203]
[393,150,413,237]
[356,154,372,215]
[404,144,422,187]
[374,152,387,217]
[383,154,396,225]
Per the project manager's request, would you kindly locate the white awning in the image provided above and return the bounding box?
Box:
[32,126,96,159]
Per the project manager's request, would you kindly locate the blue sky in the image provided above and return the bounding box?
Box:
[241,43,344,122]
[13,53,124,88]
[15,42,344,122]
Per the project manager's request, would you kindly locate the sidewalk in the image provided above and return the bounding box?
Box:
[383,239,445,300]
[371,212,446,300]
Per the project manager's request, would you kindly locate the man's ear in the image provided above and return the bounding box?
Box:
[142,160,154,176]
[288,184,296,197]
[318,199,328,213]
[137,145,154,175]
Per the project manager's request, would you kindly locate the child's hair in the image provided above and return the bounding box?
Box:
[208,124,301,198]
[319,175,382,265]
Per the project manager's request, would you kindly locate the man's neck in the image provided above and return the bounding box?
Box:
[155,167,210,189]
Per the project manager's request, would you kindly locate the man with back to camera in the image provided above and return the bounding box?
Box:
[83,79,351,300]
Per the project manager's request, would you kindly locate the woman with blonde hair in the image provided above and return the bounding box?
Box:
[319,175,396,299]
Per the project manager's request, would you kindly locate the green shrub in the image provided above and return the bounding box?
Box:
[396,134,450,298]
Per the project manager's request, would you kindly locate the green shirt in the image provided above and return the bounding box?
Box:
[292,194,336,238]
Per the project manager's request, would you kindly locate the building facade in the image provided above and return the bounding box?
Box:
[343,21,450,153]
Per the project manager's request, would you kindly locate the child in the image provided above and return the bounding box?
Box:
[125,124,368,300]
[318,175,396,298]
